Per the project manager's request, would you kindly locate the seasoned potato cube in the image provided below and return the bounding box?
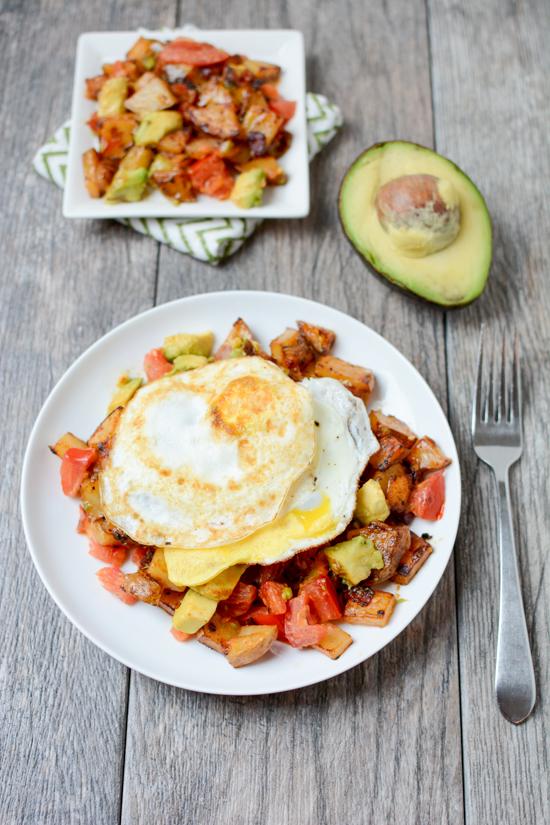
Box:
[344,589,396,627]
[297,321,336,355]
[125,76,177,114]
[88,407,123,453]
[270,328,315,379]
[85,517,120,547]
[99,114,138,159]
[122,571,163,605]
[242,58,281,83]
[407,436,451,473]
[82,149,117,198]
[126,37,160,71]
[185,136,223,159]
[158,128,191,154]
[198,614,241,654]
[237,156,286,185]
[369,410,417,447]
[385,472,412,513]
[79,476,102,519]
[85,74,107,100]
[225,625,277,668]
[313,624,353,659]
[310,355,374,402]
[372,462,408,496]
[147,548,186,591]
[369,435,410,471]
[49,432,88,458]
[187,103,241,139]
[392,532,433,585]
[215,318,268,360]
[242,105,283,150]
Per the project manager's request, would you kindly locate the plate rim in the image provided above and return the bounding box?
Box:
[20,290,461,695]
[62,27,310,220]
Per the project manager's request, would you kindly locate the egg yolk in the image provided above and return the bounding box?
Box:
[164,494,335,587]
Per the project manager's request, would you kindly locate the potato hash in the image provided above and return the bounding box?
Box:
[82,36,296,207]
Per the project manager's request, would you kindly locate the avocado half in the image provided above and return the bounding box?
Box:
[338,141,493,307]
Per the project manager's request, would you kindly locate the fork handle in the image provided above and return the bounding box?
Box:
[494,470,536,724]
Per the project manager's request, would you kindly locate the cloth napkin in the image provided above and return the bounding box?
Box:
[33,93,342,264]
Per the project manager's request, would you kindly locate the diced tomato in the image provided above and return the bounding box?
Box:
[409,470,446,520]
[302,575,342,622]
[60,447,97,497]
[300,550,329,584]
[248,606,287,641]
[158,38,229,67]
[171,627,193,642]
[96,567,137,605]
[77,506,90,534]
[269,98,296,121]
[284,594,327,648]
[256,562,286,586]
[218,582,257,617]
[261,83,280,101]
[143,348,172,381]
[259,581,291,615]
[130,545,150,567]
[88,539,127,567]
[189,154,234,199]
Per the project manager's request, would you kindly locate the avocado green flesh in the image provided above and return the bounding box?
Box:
[325,535,383,586]
[338,141,492,307]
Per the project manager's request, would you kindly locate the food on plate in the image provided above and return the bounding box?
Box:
[83,36,296,207]
[338,140,493,306]
[51,318,451,668]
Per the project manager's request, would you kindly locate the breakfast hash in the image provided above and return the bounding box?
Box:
[51,319,450,668]
[83,36,296,207]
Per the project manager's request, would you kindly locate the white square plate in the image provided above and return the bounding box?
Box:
[63,28,309,219]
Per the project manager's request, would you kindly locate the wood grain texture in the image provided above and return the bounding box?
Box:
[0,1,175,823]
[120,3,463,825]
[428,0,550,823]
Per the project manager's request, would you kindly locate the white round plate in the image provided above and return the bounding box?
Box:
[21,291,460,695]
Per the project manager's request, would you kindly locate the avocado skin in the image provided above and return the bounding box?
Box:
[338,141,493,308]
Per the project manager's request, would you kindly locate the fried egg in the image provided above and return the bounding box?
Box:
[164,377,379,587]
[100,357,316,548]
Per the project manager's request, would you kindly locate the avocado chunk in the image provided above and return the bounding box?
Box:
[193,565,246,602]
[134,111,183,146]
[108,376,142,413]
[170,354,209,373]
[105,146,153,202]
[355,479,390,525]
[230,168,266,209]
[173,589,217,635]
[98,77,128,117]
[338,141,492,307]
[163,331,214,361]
[325,535,384,585]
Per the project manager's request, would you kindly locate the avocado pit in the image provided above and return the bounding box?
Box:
[375,173,461,257]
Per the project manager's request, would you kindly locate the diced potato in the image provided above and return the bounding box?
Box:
[407,436,451,473]
[198,614,241,654]
[242,58,281,83]
[242,105,283,148]
[98,77,128,117]
[270,328,315,379]
[344,590,396,627]
[88,407,123,452]
[159,589,186,615]
[102,60,140,81]
[126,37,160,71]
[225,625,277,668]
[79,475,102,519]
[185,137,222,159]
[157,173,196,204]
[237,156,286,185]
[82,149,117,198]
[49,432,88,458]
[372,462,408,496]
[198,78,234,108]
[215,318,268,360]
[158,129,191,154]
[392,533,433,585]
[313,624,353,659]
[125,76,177,114]
[355,479,390,524]
[310,355,374,402]
[133,71,156,92]
[122,571,163,605]
[146,548,186,591]
[187,103,241,140]
[369,410,417,447]
[85,74,107,100]
[385,472,412,513]
[297,321,336,355]
[369,435,410,471]
[85,517,120,547]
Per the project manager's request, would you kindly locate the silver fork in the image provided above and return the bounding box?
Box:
[472,328,536,724]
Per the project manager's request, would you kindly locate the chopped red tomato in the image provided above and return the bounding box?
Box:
[248,606,287,641]
[189,154,234,200]
[60,447,97,497]
[171,627,193,642]
[409,470,446,520]
[269,98,296,121]
[96,567,137,605]
[302,575,342,622]
[284,594,327,648]
[158,38,229,67]
[143,348,172,381]
[77,506,89,534]
[261,83,280,101]
[218,582,257,617]
[130,545,150,567]
[259,581,291,615]
[88,539,127,567]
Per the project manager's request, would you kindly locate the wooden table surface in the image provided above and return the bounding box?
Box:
[1,1,548,823]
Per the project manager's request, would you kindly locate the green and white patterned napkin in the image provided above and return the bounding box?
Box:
[34,93,342,264]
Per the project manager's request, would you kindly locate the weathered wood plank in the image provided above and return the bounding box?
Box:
[429,1,550,823]
[121,3,463,824]
[0,2,174,823]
